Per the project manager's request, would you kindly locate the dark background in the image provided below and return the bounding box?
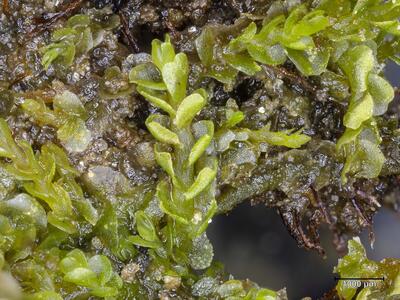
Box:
[208,62,400,299]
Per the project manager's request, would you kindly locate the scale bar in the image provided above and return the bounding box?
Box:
[334,277,384,281]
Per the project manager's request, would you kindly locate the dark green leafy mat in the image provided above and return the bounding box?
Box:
[0,0,399,299]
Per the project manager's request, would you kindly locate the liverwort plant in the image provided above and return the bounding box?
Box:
[22,90,91,153]
[195,4,331,86]
[60,249,122,298]
[195,0,399,182]
[2,1,400,298]
[129,35,218,270]
[336,45,394,182]
[0,119,98,233]
[41,13,120,70]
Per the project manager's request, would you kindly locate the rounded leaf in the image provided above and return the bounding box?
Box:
[343,93,374,130]
[135,210,158,242]
[64,267,98,288]
[174,92,207,129]
[88,255,113,285]
[57,117,92,153]
[137,86,175,116]
[184,166,217,200]
[0,193,47,230]
[146,117,181,147]
[368,73,394,116]
[162,53,189,105]
[60,249,88,274]
[54,91,87,119]
[129,63,166,90]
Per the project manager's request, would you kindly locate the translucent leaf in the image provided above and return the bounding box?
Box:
[343,93,374,130]
[129,63,167,90]
[60,249,88,274]
[224,111,245,128]
[284,4,308,35]
[64,267,98,288]
[45,211,75,235]
[286,48,329,76]
[336,127,362,150]
[57,117,91,153]
[69,192,98,226]
[174,92,207,129]
[228,22,257,52]
[282,36,315,50]
[339,45,375,94]
[184,167,217,200]
[255,288,278,300]
[53,91,87,119]
[162,53,189,105]
[59,43,76,67]
[154,147,175,179]
[208,64,239,86]
[49,213,73,234]
[216,129,239,152]
[135,210,158,242]
[247,43,287,66]
[92,28,105,47]
[146,116,181,147]
[368,74,394,116]
[319,71,350,100]
[99,66,135,99]
[88,255,113,285]
[21,182,55,213]
[349,139,385,179]
[42,42,76,69]
[0,193,47,230]
[95,203,119,252]
[152,36,176,70]
[21,99,59,127]
[188,121,214,166]
[128,235,161,249]
[75,27,93,54]
[41,47,62,70]
[91,286,119,297]
[217,280,245,297]
[195,27,215,66]
[0,119,22,159]
[157,180,190,224]
[52,28,77,41]
[340,130,385,182]
[224,52,261,76]
[257,15,285,40]
[6,140,41,181]
[249,125,311,148]
[67,14,90,28]
[291,10,330,36]
[137,86,175,117]
[43,143,79,176]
